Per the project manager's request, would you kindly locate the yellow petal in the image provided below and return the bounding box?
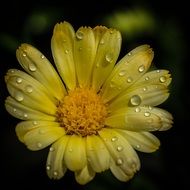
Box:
[75,165,95,185]
[46,136,70,179]
[105,107,162,131]
[51,22,76,90]
[99,128,140,176]
[109,84,169,111]
[64,135,86,171]
[86,135,110,172]
[110,158,133,182]
[16,43,66,100]
[91,27,121,92]
[16,120,60,143]
[117,130,160,153]
[23,125,65,151]
[5,69,56,115]
[74,27,96,87]
[5,96,55,121]
[101,45,153,102]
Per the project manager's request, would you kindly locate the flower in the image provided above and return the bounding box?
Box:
[5,21,173,185]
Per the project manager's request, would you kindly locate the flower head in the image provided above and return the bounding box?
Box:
[5,21,173,184]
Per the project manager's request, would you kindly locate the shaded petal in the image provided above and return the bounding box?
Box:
[51,22,76,90]
[117,130,160,153]
[16,43,66,100]
[101,45,153,102]
[99,128,140,176]
[5,69,56,115]
[5,96,55,121]
[110,158,133,182]
[109,84,169,111]
[16,120,60,143]
[86,135,110,172]
[46,136,70,179]
[74,27,96,87]
[64,135,86,171]
[23,125,65,151]
[75,165,95,185]
[91,27,121,92]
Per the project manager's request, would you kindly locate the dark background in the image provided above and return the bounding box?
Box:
[0,0,189,189]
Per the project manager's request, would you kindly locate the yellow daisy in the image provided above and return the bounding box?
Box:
[4,21,173,184]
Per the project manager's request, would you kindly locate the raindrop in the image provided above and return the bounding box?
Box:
[136,145,140,149]
[76,31,84,40]
[119,70,126,76]
[69,148,73,152]
[148,106,152,110]
[22,53,27,57]
[110,81,115,88]
[46,165,51,170]
[16,77,22,84]
[128,52,132,56]
[110,30,114,34]
[117,146,123,152]
[130,95,141,106]
[41,54,45,59]
[145,76,149,81]
[135,107,141,112]
[50,147,55,152]
[39,129,45,134]
[13,108,17,112]
[111,136,118,142]
[23,113,28,118]
[143,87,147,91]
[116,158,123,165]
[96,63,100,68]
[28,63,37,72]
[65,50,69,54]
[15,92,24,102]
[25,85,33,93]
[127,77,133,83]
[79,47,82,51]
[37,142,42,148]
[63,39,66,43]
[10,70,15,73]
[53,171,58,176]
[105,53,113,63]
[159,76,166,83]
[144,112,151,117]
[157,70,160,73]
[33,121,38,125]
[138,65,145,73]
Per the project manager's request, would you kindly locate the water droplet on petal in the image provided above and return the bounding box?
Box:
[159,76,166,83]
[96,63,100,68]
[130,95,141,106]
[16,77,22,84]
[138,65,145,73]
[37,142,42,148]
[110,81,115,88]
[117,146,123,152]
[100,40,104,45]
[116,158,123,165]
[15,92,24,102]
[110,30,114,34]
[53,171,58,176]
[76,31,84,40]
[136,145,140,149]
[65,50,69,54]
[13,108,17,112]
[41,54,45,59]
[25,85,33,93]
[111,136,118,142]
[135,107,141,112]
[105,53,113,63]
[128,52,132,56]
[145,76,150,81]
[147,118,153,123]
[50,147,55,152]
[144,111,151,117]
[39,129,45,134]
[143,87,147,91]
[33,121,38,125]
[22,53,27,57]
[78,47,82,51]
[157,70,160,73]
[23,113,28,118]
[28,63,37,72]
[10,70,15,73]
[119,70,126,76]
[148,106,152,110]
[46,165,51,170]
[69,148,73,152]
[127,77,133,83]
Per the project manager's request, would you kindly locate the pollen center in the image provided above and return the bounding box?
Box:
[56,88,107,137]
